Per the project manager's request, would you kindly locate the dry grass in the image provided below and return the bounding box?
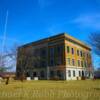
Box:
[0,80,100,100]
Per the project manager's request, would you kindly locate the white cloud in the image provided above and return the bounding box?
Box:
[72,13,100,30]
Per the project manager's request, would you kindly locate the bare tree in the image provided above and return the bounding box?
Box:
[17,47,41,76]
[16,46,47,79]
[0,43,19,72]
[89,32,100,69]
[89,32,100,56]
[6,43,18,61]
[0,54,6,72]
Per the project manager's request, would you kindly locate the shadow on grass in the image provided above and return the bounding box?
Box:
[94,88,100,90]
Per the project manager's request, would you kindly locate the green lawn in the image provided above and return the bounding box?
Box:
[0,80,100,100]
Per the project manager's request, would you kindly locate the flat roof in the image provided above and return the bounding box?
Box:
[19,33,91,50]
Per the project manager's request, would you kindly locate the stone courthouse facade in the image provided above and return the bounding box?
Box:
[16,33,93,80]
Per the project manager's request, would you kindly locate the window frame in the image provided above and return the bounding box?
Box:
[78,60,80,67]
[79,71,81,77]
[67,46,70,53]
[77,50,79,56]
[68,70,71,77]
[72,59,75,66]
[73,70,75,77]
[67,58,70,65]
[71,48,74,54]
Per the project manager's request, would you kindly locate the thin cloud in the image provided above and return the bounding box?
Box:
[72,13,100,30]
[0,36,20,43]
[46,23,64,35]
[37,0,53,9]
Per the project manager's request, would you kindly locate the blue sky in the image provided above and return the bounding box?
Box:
[0,0,100,69]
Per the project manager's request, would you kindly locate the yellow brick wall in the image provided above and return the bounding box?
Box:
[64,40,92,68]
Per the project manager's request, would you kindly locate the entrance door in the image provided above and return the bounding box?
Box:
[82,71,84,77]
[33,72,37,77]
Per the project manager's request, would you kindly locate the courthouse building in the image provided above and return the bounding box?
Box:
[16,33,93,80]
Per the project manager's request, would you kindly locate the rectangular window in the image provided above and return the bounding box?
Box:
[57,46,60,52]
[41,48,46,57]
[80,51,82,57]
[87,53,91,58]
[49,48,54,66]
[50,71,54,77]
[67,58,70,65]
[87,53,88,58]
[81,61,84,67]
[84,61,87,67]
[50,48,54,57]
[79,71,81,76]
[57,70,62,78]
[73,70,75,77]
[72,59,75,66]
[50,59,54,66]
[68,70,71,77]
[77,50,79,56]
[56,57,62,65]
[72,48,74,54]
[83,52,85,57]
[67,46,70,53]
[78,60,80,67]
[56,45,63,65]
[41,61,46,67]
[57,45,63,55]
